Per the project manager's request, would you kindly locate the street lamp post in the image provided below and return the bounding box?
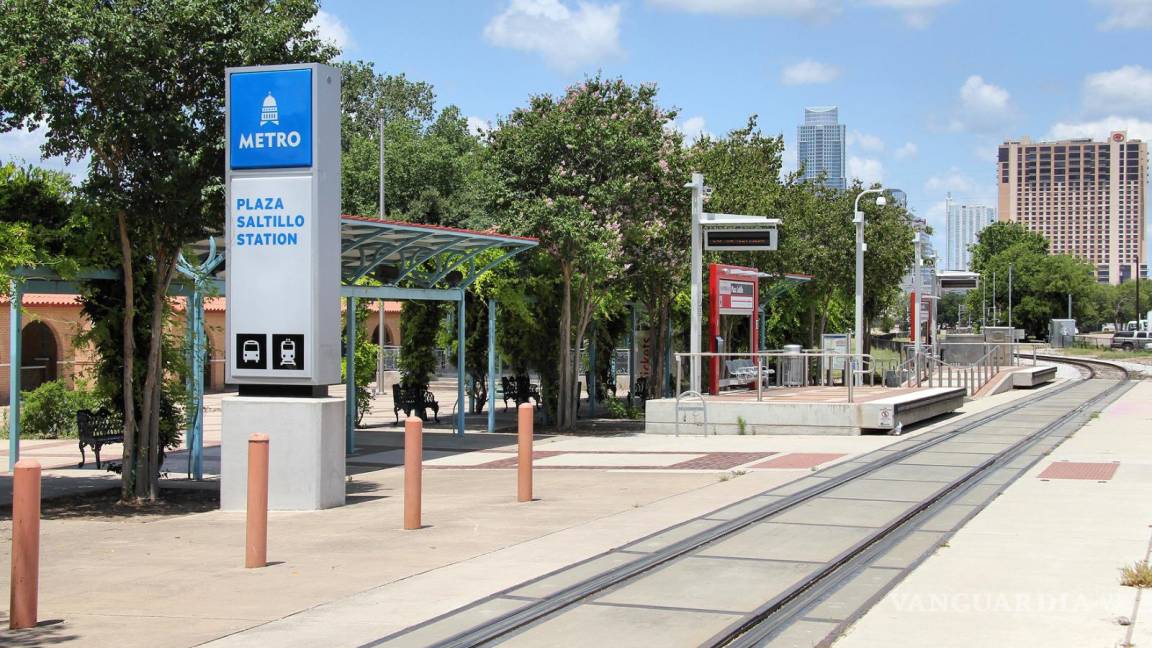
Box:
[853,188,887,370]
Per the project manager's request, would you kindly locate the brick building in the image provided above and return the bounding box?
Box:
[0,295,400,401]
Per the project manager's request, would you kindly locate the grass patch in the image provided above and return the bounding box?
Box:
[1061,346,1152,361]
[1120,561,1152,587]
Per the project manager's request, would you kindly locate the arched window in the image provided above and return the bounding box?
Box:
[21,321,58,390]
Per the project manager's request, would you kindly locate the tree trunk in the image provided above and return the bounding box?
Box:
[557,264,573,430]
[138,253,176,500]
[650,307,667,398]
[116,212,138,503]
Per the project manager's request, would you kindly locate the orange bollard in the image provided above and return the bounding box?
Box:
[518,403,534,503]
[10,458,41,630]
[404,416,423,530]
[245,434,269,569]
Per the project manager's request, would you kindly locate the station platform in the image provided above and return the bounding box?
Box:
[644,385,968,436]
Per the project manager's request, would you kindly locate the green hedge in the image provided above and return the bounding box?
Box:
[1,380,101,439]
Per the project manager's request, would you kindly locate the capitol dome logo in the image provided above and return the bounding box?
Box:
[260,92,279,126]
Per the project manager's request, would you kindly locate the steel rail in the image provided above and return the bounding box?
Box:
[715,356,1130,647]
[403,360,1125,648]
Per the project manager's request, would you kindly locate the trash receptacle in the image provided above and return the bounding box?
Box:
[782,344,804,386]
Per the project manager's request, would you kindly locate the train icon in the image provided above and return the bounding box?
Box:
[279,338,296,367]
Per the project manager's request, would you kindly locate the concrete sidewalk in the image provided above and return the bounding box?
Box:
[837,380,1152,648]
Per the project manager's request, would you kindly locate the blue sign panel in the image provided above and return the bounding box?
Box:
[229,68,313,169]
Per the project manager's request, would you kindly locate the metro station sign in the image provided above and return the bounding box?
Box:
[225,63,341,387]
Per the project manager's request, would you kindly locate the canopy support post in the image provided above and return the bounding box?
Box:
[8,281,22,472]
[456,291,466,435]
[487,298,496,433]
[629,305,637,406]
[346,296,357,454]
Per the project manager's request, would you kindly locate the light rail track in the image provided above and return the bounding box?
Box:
[371,356,1132,648]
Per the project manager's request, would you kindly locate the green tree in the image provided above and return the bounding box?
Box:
[489,76,680,428]
[0,0,334,501]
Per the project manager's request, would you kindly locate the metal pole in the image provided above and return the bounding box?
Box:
[457,292,466,435]
[487,299,496,433]
[379,117,386,217]
[376,300,384,395]
[628,305,636,406]
[687,172,704,394]
[981,274,986,329]
[992,271,997,325]
[1068,293,1072,319]
[665,317,673,397]
[9,282,22,472]
[913,233,922,386]
[345,296,357,454]
[1007,263,1013,329]
[589,322,597,418]
[193,292,205,480]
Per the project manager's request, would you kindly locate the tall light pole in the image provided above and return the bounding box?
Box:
[913,232,923,372]
[853,188,887,363]
[1007,262,1013,329]
[686,172,705,394]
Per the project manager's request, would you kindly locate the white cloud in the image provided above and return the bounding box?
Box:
[466,116,491,137]
[894,141,918,159]
[925,169,980,195]
[1093,0,1152,30]
[847,130,884,153]
[666,115,710,143]
[847,156,884,185]
[781,60,842,86]
[1084,65,1152,116]
[863,0,952,28]
[484,0,623,71]
[307,9,354,52]
[647,0,838,18]
[951,75,1013,132]
[1046,115,1152,142]
[0,126,87,180]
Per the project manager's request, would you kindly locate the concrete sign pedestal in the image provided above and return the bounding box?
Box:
[220,396,345,511]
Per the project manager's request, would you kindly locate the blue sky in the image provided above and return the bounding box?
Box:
[5,0,1151,256]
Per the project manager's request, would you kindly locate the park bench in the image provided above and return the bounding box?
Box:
[628,376,648,401]
[77,408,124,469]
[501,375,541,411]
[723,359,774,388]
[392,384,440,423]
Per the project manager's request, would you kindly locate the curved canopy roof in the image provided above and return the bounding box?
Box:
[339,215,537,288]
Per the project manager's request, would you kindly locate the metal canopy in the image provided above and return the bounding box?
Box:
[7,216,538,473]
[339,215,537,289]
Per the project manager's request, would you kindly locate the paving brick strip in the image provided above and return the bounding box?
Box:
[367,359,1132,648]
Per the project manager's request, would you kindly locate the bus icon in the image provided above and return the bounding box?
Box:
[242,340,261,363]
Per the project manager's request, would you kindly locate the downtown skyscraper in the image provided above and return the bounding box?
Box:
[797,107,846,191]
[945,196,996,271]
[998,132,1147,284]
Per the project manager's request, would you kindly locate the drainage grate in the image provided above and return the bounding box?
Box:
[1038,461,1119,481]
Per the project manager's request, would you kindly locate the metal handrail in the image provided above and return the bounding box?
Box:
[674,351,875,403]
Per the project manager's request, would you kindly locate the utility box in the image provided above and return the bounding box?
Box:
[1050,319,1077,348]
[983,326,1014,366]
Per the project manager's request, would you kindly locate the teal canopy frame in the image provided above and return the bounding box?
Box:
[5,215,537,473]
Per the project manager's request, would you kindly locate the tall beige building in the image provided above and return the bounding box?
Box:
[997,132,1147,284]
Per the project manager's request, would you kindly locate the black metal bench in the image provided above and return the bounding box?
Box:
[501,375,540,412]
[628,376,648,402]
[392,384,440,423]
[77,408,124,469]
